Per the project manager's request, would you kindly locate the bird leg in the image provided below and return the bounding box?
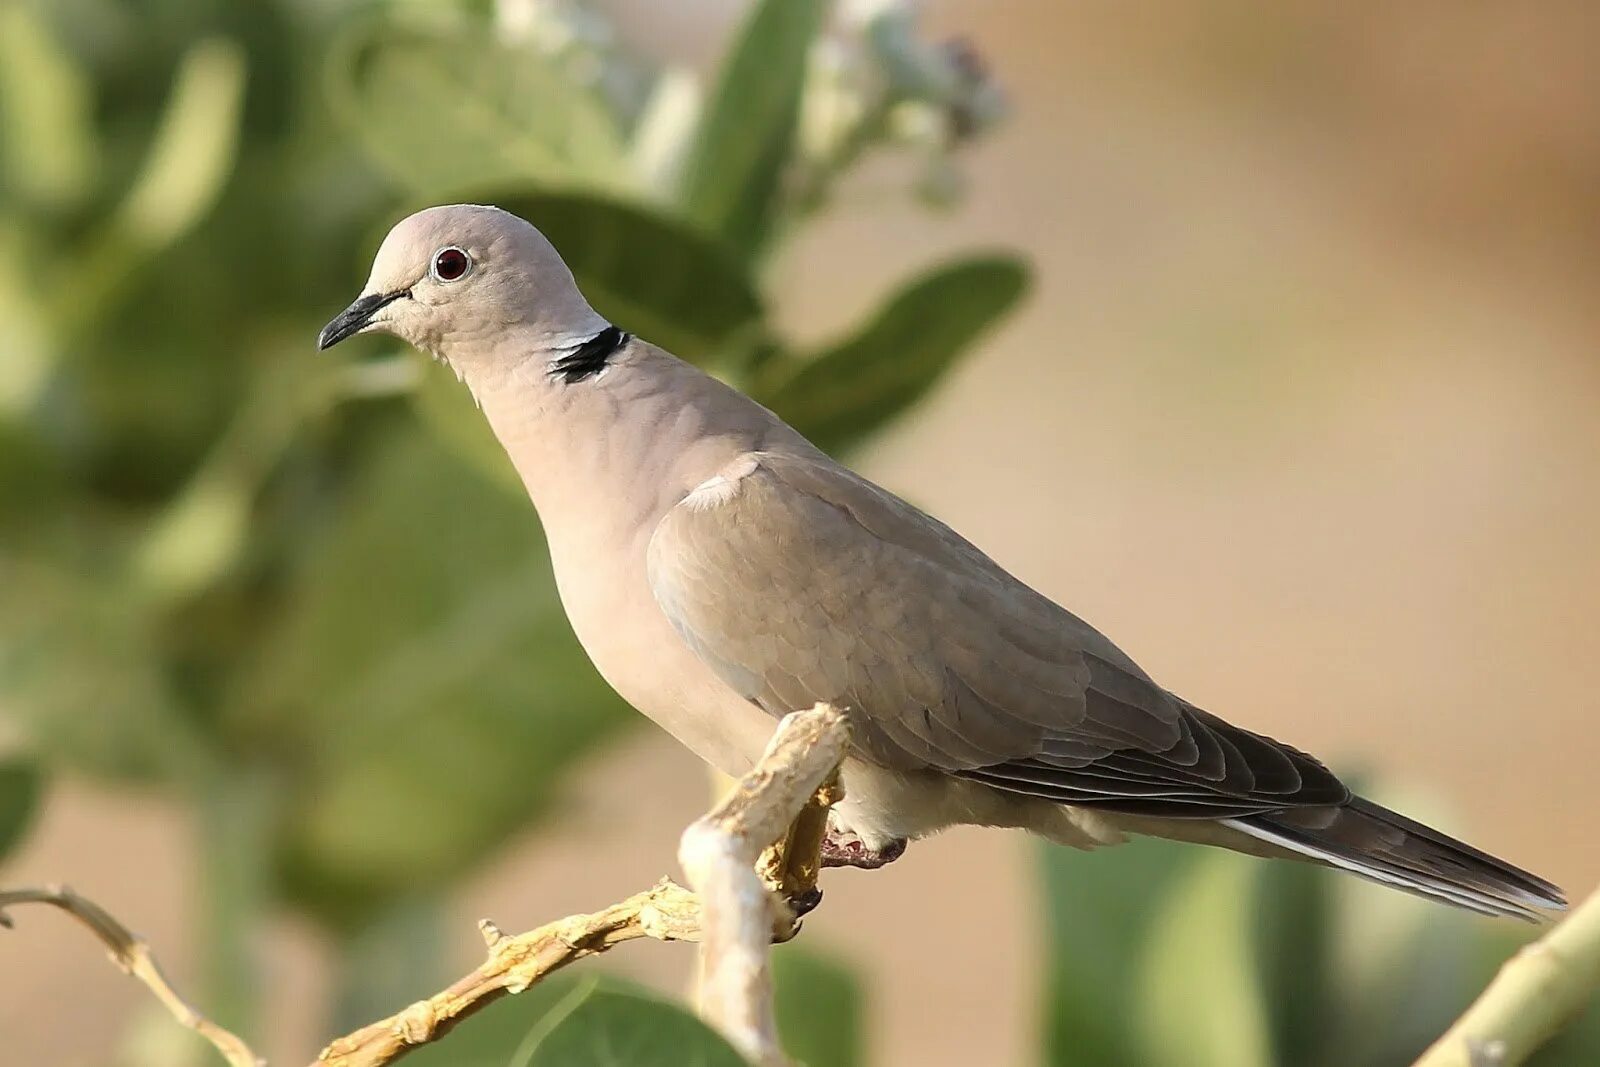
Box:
[820,830,907,870]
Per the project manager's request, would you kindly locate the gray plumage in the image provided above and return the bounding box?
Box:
[320,204,1565,921]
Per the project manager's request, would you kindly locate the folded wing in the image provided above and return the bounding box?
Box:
[646,451,1347,818]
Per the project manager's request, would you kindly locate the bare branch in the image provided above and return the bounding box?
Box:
[2,706,848,1067]
[314,877,703,1066]
[681,705,849,1067]
[316,703,849,1067]
[0,884,263,1067]
[1414,884,1600,1067]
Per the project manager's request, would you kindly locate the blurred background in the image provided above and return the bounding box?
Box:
[1,1,1597,1065]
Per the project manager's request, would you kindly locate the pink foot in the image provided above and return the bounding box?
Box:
[821,832,907,870]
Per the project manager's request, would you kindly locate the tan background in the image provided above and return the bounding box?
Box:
[4,2,1598,1064]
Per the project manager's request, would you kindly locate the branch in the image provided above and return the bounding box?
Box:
[1414,885,1600,1067]
[0,884,263,1067]
[314,878,704,1066]
[681,706,849,1067]
[317,703,849,1067]
[1,706,850,1067]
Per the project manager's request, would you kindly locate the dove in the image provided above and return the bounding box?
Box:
[319,204,1564,919]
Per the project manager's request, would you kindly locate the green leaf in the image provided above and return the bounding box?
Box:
[66,37,247,330]
[480,191,767,367]
[0,759,43,862]
[773,945,864,1067]
[680,0,826,256]
[111,39,246,250]
[238,432,632,926]
[0,217,56,414]
[1132,851,1273,1067]
[401,975,582,1067]
[759,256,1029,453]
[133,356,317,602]
[1331,889,1484,1067]
[328,22,626,198]
[0,4,99,209]
[515,979,749,1067]
[1037,837,1197,1067]
[1250,857,1336,1067]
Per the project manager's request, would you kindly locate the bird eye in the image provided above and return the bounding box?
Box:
[431,246,472,282]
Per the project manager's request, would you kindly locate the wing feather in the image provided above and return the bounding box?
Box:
[647,451,1348,814]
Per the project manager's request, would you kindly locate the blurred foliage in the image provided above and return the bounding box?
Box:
[490,190,766,366]
[1039,834,1600,1067]
[516,979,749,1067]
[760,255,1028,453]
[244,432,626,924]
[0,0,1019,1052]
[773,945,865,1067]
[398,974,581,1067]
[389,974,749,1067]
[379,955,863,1067]
[326,22,629,197]
[0,758,43,862]
[681,0,824,255]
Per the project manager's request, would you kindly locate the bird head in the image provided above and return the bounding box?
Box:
[317,204,605,374]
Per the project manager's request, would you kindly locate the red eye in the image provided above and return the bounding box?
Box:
[432,247,471,281]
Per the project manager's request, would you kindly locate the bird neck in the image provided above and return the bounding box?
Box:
[467,337,802,552]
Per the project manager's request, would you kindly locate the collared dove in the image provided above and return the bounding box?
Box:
[319,204,1564,920]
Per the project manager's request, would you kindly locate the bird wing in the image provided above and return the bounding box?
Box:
[646,451,1348,818]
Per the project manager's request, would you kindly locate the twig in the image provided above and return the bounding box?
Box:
[0,884,263,1067]
[317,703,849,1067]
[314,878,703,1066]
[1,705,849,1067]
[1414,885,1600,1067]
[681,706,850,1067]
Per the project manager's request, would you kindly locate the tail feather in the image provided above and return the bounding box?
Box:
[1225,797,1566,922]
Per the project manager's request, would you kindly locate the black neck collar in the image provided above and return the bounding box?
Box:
[550,325,629,383]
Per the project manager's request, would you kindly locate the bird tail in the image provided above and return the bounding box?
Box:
[1224,797,1566,921]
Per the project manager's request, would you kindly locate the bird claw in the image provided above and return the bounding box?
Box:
[820,832,907,870]
[787,886,824,917]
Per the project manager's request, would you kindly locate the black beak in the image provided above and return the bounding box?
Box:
[317,289,410,350]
